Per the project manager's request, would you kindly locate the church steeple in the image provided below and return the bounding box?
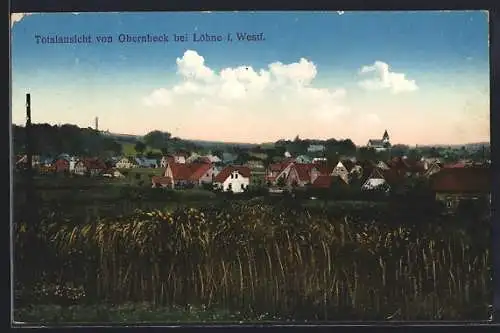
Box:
[382,130,389,142]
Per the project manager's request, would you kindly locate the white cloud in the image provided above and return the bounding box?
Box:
[358,61,418,94]
[11,13,32,27]
[144,50,348,128]
[176,50,215,82]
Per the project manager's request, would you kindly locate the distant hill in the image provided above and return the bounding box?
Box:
[183,139,259,149]
[417,142,490,151]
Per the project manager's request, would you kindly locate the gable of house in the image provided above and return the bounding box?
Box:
[214,166,251,183]
[361,168,387,190]
[331,161,349,183]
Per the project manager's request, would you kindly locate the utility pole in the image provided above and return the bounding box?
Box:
[26,94,32,176]
[25,93,36,228]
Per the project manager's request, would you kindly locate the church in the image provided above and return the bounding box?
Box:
[367,130,391,152]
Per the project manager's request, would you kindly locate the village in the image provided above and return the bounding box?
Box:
[15,129,491,213]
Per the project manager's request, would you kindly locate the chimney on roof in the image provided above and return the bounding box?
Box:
[95,117,99,131]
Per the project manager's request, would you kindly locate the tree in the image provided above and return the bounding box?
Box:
[160,147,169,156]
[143,130,171,150]
[134,141,146,155]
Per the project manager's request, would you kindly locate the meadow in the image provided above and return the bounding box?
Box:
[13,173,492,323]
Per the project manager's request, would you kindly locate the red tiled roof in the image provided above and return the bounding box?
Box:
[168,162,212,181]
[388,157,411,170]
[312,175,348,189]
[292,163,316,182]
[430,167,490,193]
[314,163,332,175]
[268,164,283,172]
[214,166,251,183]
[189,163,213,181]
[312,175,332,188]
[81,158,107,170]
[381,169,406,186]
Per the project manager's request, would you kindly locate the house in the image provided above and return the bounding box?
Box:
[311,175,350,192]
[192,163,221,185]
[213,166,251,193]
[102,169,125,178]
[367,130,391,151]
[74,158,107,176]
[330,161,350,184]
[16,154,41,168]
[69,157,78,173]
[361,168,404,193]
[312,157,327,164]
[135,157,158,168]
[205,154,222,163]
[54,158,70,173]
[429,167,491,211]
[349,164,364,180]
[387,156,413,177]
[423,159,443,178]
[115,157,137,169]
[375,161,390,170]
[286,163,321,187]
[307,144,326,153]
[152,162,216,189]
[185,153,200,164]
[421,157,442,170]
[266,159,295,185]
[173,154,188,164]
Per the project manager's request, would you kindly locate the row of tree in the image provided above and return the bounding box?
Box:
[12,124,123,158]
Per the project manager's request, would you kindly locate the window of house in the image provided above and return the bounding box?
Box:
[231,174,234,179]
[446,200,453,208]
[235,173,238,179]
[241,184,245,189]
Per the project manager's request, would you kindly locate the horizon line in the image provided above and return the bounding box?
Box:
[11,122,490,148]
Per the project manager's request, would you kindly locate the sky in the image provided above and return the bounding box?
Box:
[11,11,490,145]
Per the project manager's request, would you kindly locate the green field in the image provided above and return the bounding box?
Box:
[121,142,162,157]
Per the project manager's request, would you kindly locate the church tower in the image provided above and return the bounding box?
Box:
[382,130,390,144]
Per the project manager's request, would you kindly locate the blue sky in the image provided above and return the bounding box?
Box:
[11,11,489,145]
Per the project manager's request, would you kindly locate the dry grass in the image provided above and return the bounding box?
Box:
[15,202,491,321]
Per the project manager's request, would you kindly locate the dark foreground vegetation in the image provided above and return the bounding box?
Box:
[14,181,492,323]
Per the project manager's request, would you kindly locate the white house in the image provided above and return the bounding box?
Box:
[307,144,326,153]
[213,166,251,193]
[312,157,327,164]
[115,157,137,169]
[69,157,78,173]
[205,154,222,163]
